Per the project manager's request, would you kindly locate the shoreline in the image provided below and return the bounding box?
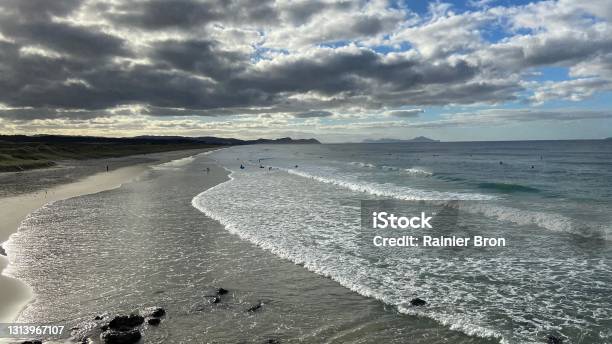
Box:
[4,150,498,344]
[0,148,214,324]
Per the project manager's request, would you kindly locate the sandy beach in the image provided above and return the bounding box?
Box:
[0,149,213,324]
[5,148,489,344]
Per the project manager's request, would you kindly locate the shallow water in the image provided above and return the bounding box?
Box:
[5,152,490,343]
[193,141,612,344]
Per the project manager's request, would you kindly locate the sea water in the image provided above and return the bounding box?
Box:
[193,141,612,343]
[5,141,612,344]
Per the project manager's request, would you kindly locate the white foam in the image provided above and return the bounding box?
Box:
[194,145,612,343]
[462,203,610,240]
[349,161,376,168]
[284,167,489,201]
[190,170,509,342]
[403,167,433,176]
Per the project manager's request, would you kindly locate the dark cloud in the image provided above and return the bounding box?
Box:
[235,49,478,97]
[0,0,610,126]
[388,109,423,118]
[0,20,128,59]
[0,0,83,20]
[280,0,355,26]
[152,39,246,80]
[294,110,333,118]
[110,0,278,30]
[352,16,384,35]
[110,0,221,29]
[283,0,327,25]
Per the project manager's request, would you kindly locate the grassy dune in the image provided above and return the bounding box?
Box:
[0,141,217,172]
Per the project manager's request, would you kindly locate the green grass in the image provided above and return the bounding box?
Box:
[0,142,217,172]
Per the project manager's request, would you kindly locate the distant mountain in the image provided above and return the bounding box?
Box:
[0,134,321,146]
[363,136,439,143]
[135,135,321,145]
[605,137,612,140]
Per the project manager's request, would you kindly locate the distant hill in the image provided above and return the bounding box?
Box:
[0,134,320,172]
[363,136,439,143]
[135,135,320,145]
[0,134,320,146]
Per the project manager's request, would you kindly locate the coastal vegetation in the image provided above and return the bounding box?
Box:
[0,136,216,172]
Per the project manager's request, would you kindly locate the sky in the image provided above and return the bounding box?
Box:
[0,0,611,142]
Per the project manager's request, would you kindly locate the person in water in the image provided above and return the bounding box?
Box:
[240,164,245,169]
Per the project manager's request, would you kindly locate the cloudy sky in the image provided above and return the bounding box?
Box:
[0,0,611,142]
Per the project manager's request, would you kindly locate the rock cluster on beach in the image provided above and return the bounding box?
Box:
[22,288,281,344]
[64,305,166,344]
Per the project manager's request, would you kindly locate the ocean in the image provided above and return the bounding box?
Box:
[194,140,612,343]
[5,140,612,343]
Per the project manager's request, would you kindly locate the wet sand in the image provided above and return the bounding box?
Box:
[5,153,494,344]
[0,149,214,323]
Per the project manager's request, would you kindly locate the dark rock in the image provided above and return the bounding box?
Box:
[100,329,141,344]
[143,306,165,318]
[108,314,144,331]
[100,325,109,332]
[247,301,264,313]
[216,288,229,295]
[410,298,427,306]
[21,341,42,344]
[264,339,280,344]
[0,244,6,256]
[547,336,563,344]
[147,318,161,326]
[94,315,103,320]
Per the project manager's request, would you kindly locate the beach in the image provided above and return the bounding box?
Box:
[1,141,611,343]
[3,146,495,344]
[0,149,212,324]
